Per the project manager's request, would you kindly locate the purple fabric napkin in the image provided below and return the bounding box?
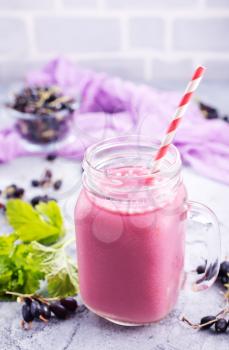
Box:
[1,57,229,184]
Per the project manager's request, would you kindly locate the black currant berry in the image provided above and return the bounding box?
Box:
[197,265,205,274]
[200,316,216,329]
[60,297,78,312]
[53,180,62,191]
[31,300,42,319]
[15,188,25,198]
[46,154,57,161]
[219,261,229,277]
[31,196,42,206]
[30,195,56,206]
[40,304,51,320]
[23,297,32,305]
[220,275,229,285]
[50,302,68,319]
[22,304,34,323]
[31,180,40,187]
[215,318,228,333]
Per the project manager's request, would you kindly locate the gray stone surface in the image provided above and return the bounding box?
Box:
[0,152,228,350]
[0,84,228,349]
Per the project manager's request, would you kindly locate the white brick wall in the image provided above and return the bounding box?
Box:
[0,0,229,83]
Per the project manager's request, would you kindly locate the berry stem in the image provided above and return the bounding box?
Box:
[6,291,61,303]
[180,303,229,330]
[180,315,199,329]
[198,318,218,329]
[39,315,49,323]
[6,291,33,298]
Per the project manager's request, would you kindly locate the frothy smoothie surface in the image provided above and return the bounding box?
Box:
[75,166,186,324]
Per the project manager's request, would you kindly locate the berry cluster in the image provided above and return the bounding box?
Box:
[15,294,78,330]
[200,316,228,333]
[31,169,62,191]
[197,260,229,287]
[181,312,229,334]
[2,184,24,200]
[182,260,229,333]
[0,164,64,211]
[0,182,56,211]
[0,184,25,212]
[218,261,229,286]
[8,86,77,145]
[199,101,229,123]
[10,86,76,116]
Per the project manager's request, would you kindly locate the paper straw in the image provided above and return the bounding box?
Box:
[153,66,206,172]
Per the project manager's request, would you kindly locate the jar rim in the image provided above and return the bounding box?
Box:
[84,135,181,172]
[83,135,182,194]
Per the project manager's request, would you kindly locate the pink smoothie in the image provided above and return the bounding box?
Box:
[75,167,187,324]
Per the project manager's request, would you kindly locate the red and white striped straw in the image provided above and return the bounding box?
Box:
[153,66,206,172]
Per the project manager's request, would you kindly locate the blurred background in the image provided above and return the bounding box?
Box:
[0,0,229,85]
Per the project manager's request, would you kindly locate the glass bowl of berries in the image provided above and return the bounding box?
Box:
[7,86,79,152]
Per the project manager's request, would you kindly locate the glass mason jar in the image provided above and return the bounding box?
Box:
[75,135,221,326]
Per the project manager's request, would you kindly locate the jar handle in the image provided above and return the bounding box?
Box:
[184,201,221,292]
